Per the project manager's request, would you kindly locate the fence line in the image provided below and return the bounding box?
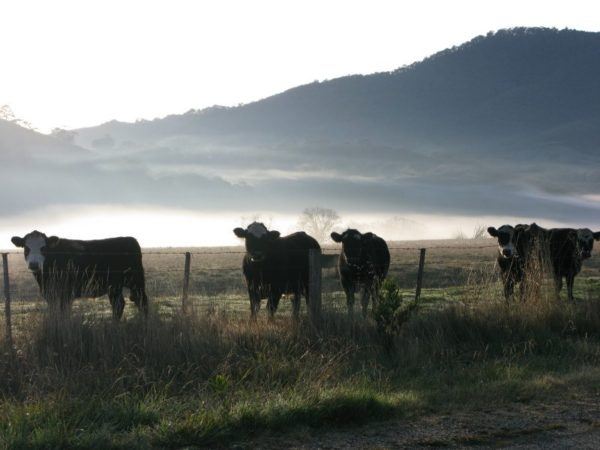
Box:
[0,242,512,336]
[0,244,497,257]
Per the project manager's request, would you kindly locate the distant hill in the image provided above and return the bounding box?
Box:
[76,28,600,147]
[3,28,600,224]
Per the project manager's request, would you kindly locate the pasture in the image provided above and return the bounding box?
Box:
[2,239,600,448]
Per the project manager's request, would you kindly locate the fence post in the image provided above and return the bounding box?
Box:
[415,248,426,303]
[308,248,322,324]
[182,252,191,312]
[2,253,12,345]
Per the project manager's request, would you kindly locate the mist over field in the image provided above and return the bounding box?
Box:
[2,28,600,245]
[0,205,571,248]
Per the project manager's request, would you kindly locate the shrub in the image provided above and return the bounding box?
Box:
[373,278,419,344]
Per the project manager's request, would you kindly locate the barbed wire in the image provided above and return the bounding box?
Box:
[1,243,499,257]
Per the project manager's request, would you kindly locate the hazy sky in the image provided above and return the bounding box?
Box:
[1,0,599,132]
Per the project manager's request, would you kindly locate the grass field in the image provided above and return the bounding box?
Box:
[2,239,600,448]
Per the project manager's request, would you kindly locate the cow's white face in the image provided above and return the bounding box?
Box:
[24,234,46,271]
[233,222,280,262]
[11,231,59,272]
[488,225,516,258]
[576,228,600,259]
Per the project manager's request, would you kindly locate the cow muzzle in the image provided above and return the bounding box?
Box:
[28,262,41,272]
[250,253,265,263]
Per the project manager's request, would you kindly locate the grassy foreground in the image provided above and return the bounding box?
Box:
[2,294,600,449]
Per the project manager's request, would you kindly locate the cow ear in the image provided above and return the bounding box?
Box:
[11,236,25,248]
[330,232,343,243]
[233,228,246,238]
[47,236,60,248]
[593,232,600,241]
[487,227,498,237]
[268,230,280,239]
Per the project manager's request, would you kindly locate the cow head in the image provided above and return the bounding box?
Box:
[233,222,280,262]
[11,230,60,272]
[576,228,600,259]
[487,225,518,259]
[331,229,372,266]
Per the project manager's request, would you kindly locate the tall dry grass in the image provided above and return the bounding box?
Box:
[2,270,600,447]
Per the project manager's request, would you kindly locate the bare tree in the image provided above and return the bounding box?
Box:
[298,207,340,243]
[453,225,488,240]
[472,224,488,239]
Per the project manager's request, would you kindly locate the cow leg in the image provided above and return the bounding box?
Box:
[248,289,261,318]
[47,300,60,317]
[503,277,514,302]
[554,275,563,300]
[361,286,371,318]
[109,286,125,320]
[371,279,383,312]
[126,270,149,317]
[520,274,531,302]
[267,292,281,319]
[518,277,526,302]
[342,280,356,317]
[248,286,260,319]
[566,273,575,302]
[292,292,301,319]
[60,297,73,317]
[130,287,149,316]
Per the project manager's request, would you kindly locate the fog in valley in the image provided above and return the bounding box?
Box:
[2,28,600,246]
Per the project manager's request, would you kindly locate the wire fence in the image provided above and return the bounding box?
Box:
[2,241,600,340]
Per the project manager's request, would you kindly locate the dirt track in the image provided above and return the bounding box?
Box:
[247,397,600,449]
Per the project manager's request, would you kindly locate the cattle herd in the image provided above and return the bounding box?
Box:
[7,221,600,320]
[487,223,600,301]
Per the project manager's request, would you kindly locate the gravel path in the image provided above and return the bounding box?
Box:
[244,397,600,449]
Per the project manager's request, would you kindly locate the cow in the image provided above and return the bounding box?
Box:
[487,224,527,301]
[11,230,148,319]
[490,222,568,301]
[233,222,320,318]
[547,227,600,301]
[330,229,390,317]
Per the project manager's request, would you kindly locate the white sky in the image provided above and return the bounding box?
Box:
[0,0,599,132]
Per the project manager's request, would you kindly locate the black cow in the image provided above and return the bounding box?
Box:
[233,222,320,318]
[11,230,148,319]
[487,224,527,300]
[330,229,390,317]
[547,227,600,301]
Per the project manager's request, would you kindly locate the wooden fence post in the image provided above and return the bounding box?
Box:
[308,248,322,324]
[415,248,426,303]
[2,253,12,345]
[182,252,191,312]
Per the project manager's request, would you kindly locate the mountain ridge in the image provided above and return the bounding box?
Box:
[1,27,599,225]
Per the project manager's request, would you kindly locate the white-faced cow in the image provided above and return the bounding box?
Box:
[330,229,390,317]
[11,230,148,319]
[233,222,320,318]
[487,224,527,300]
[547,227,600,301]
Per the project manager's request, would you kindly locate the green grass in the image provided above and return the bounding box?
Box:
[3,291,600,448]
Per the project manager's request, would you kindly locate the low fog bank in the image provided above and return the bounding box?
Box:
[0,206,586,249]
